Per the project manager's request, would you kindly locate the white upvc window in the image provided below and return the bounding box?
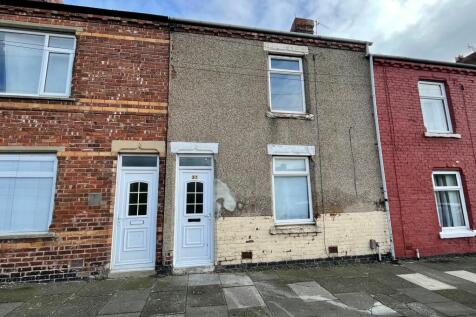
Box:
[0,154,58,235]
[418,81,452,133]
[432,171,470,233]
[0,28,76,97]
[272,157,313,224]
[268,55,306,113]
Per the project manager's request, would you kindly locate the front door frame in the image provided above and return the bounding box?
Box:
[110,154,160,273]
[173,154,215,268]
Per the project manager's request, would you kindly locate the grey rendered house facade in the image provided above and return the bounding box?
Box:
[163,18,391,270]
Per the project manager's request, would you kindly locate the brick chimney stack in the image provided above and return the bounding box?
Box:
[290,17,315,35]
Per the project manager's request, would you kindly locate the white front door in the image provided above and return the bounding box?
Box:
[175,156,214,268]
[111,155,159,272]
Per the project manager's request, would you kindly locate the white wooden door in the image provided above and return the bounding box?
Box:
[111,155,159,272]
[175,157,214,267]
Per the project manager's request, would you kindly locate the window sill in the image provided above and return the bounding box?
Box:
[269,223,320,235]
[0,94,76,102]
[0,232,58,240]
[266,111,315,120]
[439,230,476,239]
[425,132,461,139]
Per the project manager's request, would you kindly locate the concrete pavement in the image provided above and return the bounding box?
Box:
[1,256,476,316]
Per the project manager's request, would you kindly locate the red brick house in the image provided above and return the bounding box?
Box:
[0,1,169,282]
[372,55,476,258]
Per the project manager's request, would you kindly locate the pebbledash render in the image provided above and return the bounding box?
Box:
[373,55,476,258]
[164,18,391,270]
[0,1,169,282]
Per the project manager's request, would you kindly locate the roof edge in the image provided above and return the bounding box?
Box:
[170,17,372,46]
[372,53,476,70]
[6,0,168,23]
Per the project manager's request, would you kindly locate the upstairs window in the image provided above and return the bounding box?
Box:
[0,29,76,97]
[268,56,305,113]
[418,81,452,133]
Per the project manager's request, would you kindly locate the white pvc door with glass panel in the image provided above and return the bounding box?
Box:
[175,156,214,268]
[111,155,159,272]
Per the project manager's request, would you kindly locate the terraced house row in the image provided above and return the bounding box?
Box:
[0,0,475,282]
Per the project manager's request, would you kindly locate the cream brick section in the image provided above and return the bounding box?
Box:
[215,211,390,265]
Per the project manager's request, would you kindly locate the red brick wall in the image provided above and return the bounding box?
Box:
[374,59,476,258]
[0,4,169,282]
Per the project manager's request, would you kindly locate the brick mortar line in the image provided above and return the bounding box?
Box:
[0,103,167,114]
[77,32,169,44]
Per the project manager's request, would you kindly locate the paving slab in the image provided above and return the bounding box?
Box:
[98,313,140,317]
[0,302,22,317]
[185,305,228,317]
[426,301,476,317]
[435,289,476,308]
[335,292,377,310]
[8,294,69,317]
[405,302,445,317]
[187,285,225,307]
[254,280,299,300]
[247,271,280,282]
[77,278,126,297]
[266,297,317,317]
[51,294,111,317]
[153,275,188,292]
[445,270,476,284]
[223,286,265,310]
[219,274,253,287]
[0,286,39,303]
[397,273,456,291]
[228,306,272,317]
[188,273,220,286]
[120,276,156,290]
[98,289,149,315]
[288,281,337,302]
[399,288,451,304]
[34,281,86,296]
[307,300,368,317]
[142,290,186,316]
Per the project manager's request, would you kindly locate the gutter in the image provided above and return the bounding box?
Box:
[373,53,476,71]
[368,51,396,261]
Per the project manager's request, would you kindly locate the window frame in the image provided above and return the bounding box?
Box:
[0,154,58,235]
[268,55,306,114]
[431,171,470,232]
[271,156,313,225]
[418,81,453,134]
[0,27,76,98]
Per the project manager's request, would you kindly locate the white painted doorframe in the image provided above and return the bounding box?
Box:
[111,154,159,273]
[173,154,215,268]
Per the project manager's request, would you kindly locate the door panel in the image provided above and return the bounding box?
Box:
[112,157,158,272]
[175,169,213,267]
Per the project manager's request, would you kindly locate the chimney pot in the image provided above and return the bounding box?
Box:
[290,17,315,35]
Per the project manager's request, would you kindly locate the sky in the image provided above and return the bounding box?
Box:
[64,0,476,62]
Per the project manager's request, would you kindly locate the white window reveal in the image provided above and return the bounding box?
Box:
[418,81,452,133]
[0,28,76,97]
[272,157,313,224]
[432,171,474,238]
[268,56,306,113]
[0,154,58,234]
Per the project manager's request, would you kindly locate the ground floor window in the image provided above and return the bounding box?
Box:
[432,171,469,230]
[0,154,57,234]
[272,157,313,224]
